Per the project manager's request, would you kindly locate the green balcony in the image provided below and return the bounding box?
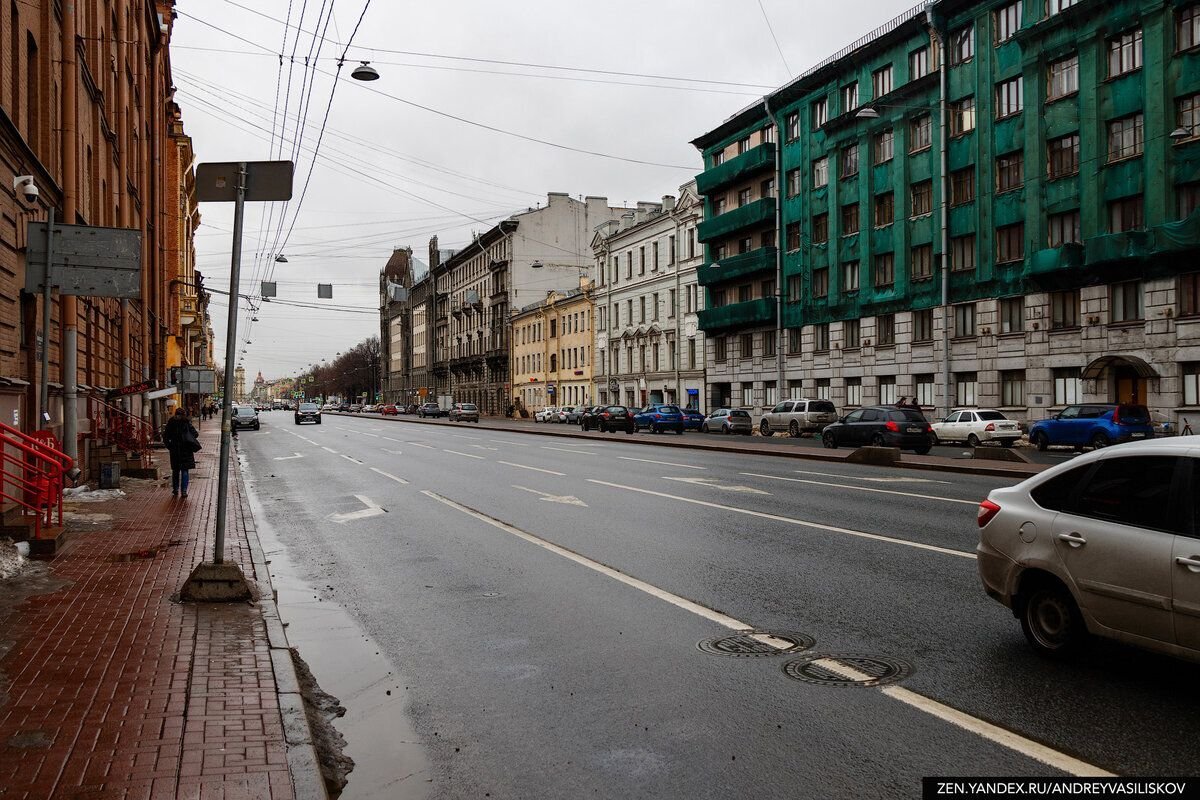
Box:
[697,197,776,243]
[1025,243,1084,277]
[697,298,776,332]
[1084,230,1154,265]
[695,142,776,196]
[1152,209,1200,254]
[696,247,777,286]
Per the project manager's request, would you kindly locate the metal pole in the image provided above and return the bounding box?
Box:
[935,17,951,418]
[212,163,247,565]
[39,207,55,430]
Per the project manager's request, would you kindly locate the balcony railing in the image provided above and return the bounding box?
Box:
[696,247,776,286]
[697,197,775,243]
[697,298,776,332]
[695,142,776,196]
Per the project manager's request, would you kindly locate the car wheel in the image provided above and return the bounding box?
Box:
[967,433,981,448]
[626,426,634,435]
[788,420,800,438]
[870,433,885,447]
[599,421,608,433]
[1090,433,1110,449]
[822,431,837,449]
[1032,431,1048,451]
[316,419,322,425]
[760,420,772,437]
[1020,579,1086,659]
[675,426,684,435]
[913,445,931,455]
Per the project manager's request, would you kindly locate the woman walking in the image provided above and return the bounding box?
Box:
[163,407,200,498]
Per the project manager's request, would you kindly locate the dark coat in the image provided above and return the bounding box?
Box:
[163,416,198,471]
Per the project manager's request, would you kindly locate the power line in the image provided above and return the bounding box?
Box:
[757,0,792,79]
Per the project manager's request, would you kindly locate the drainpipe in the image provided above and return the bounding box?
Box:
[764,95,785,406]
[117,2,131,406]
[932,9,951,417]
[673,214,682,406]
[61,1,79,466]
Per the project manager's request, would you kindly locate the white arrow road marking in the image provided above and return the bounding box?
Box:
[497,461,565,476]
[273,452,304,461]
[662,476,769,494]
[369,467,409,484]
[792,469,951,485]
[340,454,362,464]
[740,473,977,506]
[422,490,1111,779]
[617,456,706,470]
[511,485,588,507]
[329,495,386,523]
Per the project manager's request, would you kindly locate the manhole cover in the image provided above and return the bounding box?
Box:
[781,653,912,687]
[481,592,503,598]
[698,630,814,657]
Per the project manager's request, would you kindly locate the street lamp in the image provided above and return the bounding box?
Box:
[1171,126,1195,141]
[274,253,288,263]
[855,106,880,119]
[351,61,380,81]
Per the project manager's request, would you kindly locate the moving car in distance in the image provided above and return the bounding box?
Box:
[231,406,261,431]
[594,405,636,434]
[977,438,1199,663]
[1027,403,1153,451]
[633,404,685,434]
[294,402,322,425]
[759,398,838,438]
[701,408,752,435]
[418,402,444,418]
[932,409,1021,447]
[448,403,480,423]
[821,405,933,454]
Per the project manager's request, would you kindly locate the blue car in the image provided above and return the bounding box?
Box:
[1028,403,1153,451]
[633,403,685,434]
[681,408,705,431]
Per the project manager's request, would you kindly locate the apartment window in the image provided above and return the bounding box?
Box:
[842,260,860,292]
[996,151,1023,191]
[873,129,894,164]
[841,143,859,178]
[1048,133,1080,178]
[950,26,974,65]
[996,76,1023,118]
[738,236,754,254]
[1185,364,1200,405]
[787,274,803,303]
[912,244,935,279]
[1110,280,1143,322]
[915,375,935,406]
[842,203,860,235]
[1180,5,1200,52]
[874,253,895,288]
[954,303,976,337]
[846,378,863,406]
[816,379,832,400]
[951,168,975,205]
[914,309,935,342]
[1054,368,1081,405]
[788,328,802,353]
[668,235,676,264]
[760,178,775,199]
[812,267,830,298]
[813,156,829,188]
[909,115,932,152]
[842,82,859,112]
[1000,297,1024,333]
[668,288,677,318]
[785,111,800,141]
[813,98,828,128]
[712,150,725,167]
[814,323,831,351]
[714,337,727,362]
[877,314,895,345]
[812,213,829,244]
[996,223,1024,263]
[737,136,751,155]
[761,278,776,300]
[910,181,933,217]
[950,235,975,271]
[1051,289,1080,329]
[872,65,893,98]
[737,188,752,208]
[844,319,861,349]
[950,97,976,136]
[1109,196,1145,232]
[995,2,1022,43]
[1048,0,1079,15]
[879,376,897,405]
[910,47,930,80]
[712,197,726,217]
[1108,29,1143,78]
[1107,114,1144,161]
[739,333,755,360]
[874,193,894,227]
[688,339,697,369]
[652,293,660,321]
[1047,55,1079,100]
[1176,93,1200,142]
[786,222,802,252]
[737,284,752,303]
[955,372,979,406]
[652,242,660,271]
[786,168,802,197]
[764,333,776,358]
[639,296,646,323]
[1048,210,1082,246]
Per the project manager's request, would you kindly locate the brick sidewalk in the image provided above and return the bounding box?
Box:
[0,426,320,799]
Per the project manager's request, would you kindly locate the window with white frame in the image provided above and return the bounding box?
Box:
[995,76,1023,118]
[1110,280,1143,322]
[812,98,828,128]
[846,377,862,406]
[842,82,859,112]
[764,381,777,407]
[1107,114,1144,161]
[1054,368,1081,405]
[1047,55,1079,100]
[910,46,930,79]
[955,372,978,406]
[995,2,1022,43]
[813,157,829,188]
[785,111,800,141]
[1001,370,1025,407]
[873,65,893,98]
[1183,363,1200,405]
[950,26,974,65]
[879,376,897,405]
[816,379,831,400]
[1108,29,1143,78]
[1000,297,1024,333]
[915,375,935,407]
[741,382,755,407]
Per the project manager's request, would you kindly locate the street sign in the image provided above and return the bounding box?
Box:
[26,222,143,297]
[195,161,294,203]
[107,380,153,400]
[170,366,218,394]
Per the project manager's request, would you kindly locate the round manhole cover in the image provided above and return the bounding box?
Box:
[481,591,503,598]
[698,630,815,657]
[781,653,912,687]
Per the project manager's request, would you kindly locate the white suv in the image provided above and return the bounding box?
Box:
[759,399,839,437]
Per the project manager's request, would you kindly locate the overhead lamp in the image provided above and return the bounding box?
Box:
[1170,126,1193,141]
[274,254,288,263]
[251,316,259,322]
[351,61,380,81]
[855,107,880,120]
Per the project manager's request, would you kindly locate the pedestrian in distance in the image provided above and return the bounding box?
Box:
[163,407,201,499]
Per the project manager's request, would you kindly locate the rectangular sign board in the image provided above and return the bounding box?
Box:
[171,367,218,394]
[26,223,143,297]
[195,161,294,203]
[107,380,153,400]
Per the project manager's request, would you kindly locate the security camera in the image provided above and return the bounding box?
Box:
[13,175,38,204]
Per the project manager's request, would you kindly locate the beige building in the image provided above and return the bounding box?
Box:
[510,283,595,413]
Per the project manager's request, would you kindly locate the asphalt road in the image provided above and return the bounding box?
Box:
[239,411,1199,799]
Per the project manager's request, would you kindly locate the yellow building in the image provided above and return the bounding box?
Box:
[510,283,595,413]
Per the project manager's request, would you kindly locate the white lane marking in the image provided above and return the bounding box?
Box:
[382,436,403,443]
[542,446,596,455]
[792,469,951,485]
[422,490,1107,778]
[442,449,484,459]
[381,448,404,455]
[360,432,380,438]
[511,485,588,507]
[470,444,500,451]
[451,434,483,440]
[273,452,304,461]
[663,476,769,495]
[616,456,706,470]
[340,454,362,464]
[496,460,565,476]
[370,467,409,485]
[587,479,974,560]
[740,473,978,506]
[490,439,530,446]
[297,436,315,444]
[421,491,747,629]
[408,442,435,449]
[329,495,385,523]
[322,446,338,454]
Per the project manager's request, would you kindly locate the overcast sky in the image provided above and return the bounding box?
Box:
[174,0,919,383]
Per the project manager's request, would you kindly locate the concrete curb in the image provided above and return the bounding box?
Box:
[322,412,1044,480]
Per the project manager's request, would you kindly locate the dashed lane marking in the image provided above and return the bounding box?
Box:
[322,447,338,454]
[542,446,596,455]
[369,467,409,484]
[616,456,705,470]
[490,439,529,446]
[442,449,484,460]
[381,448,404,455]
[791,469,951,485]
[740,473,978,506]
[408,442,435,449]
[273,453,304,461]
[496,461,565,476]
[340,454,363,464]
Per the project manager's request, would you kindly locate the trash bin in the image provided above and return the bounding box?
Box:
[99,461,121,490]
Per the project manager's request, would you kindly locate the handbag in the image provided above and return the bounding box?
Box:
[183,425,202,453]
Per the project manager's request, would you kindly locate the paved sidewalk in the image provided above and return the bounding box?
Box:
[0,426,321,799]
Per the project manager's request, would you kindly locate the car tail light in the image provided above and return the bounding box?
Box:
[654,414,662,419]
[1112,407,1121,425]
[885,420,899,432]
[977,499,1001,528]
[985,423,995,432]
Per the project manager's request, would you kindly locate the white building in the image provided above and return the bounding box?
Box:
[591,183,706,410]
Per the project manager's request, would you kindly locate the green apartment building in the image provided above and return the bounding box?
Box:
[692,0,1200,428]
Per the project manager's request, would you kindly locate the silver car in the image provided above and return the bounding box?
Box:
[977,438,1200,663]
[701,408,753,435]
[448,402,480,423]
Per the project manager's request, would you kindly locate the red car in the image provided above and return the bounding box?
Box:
[380,404,399,416]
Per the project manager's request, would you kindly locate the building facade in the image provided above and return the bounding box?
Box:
[591,183,707,410]
[692,0,1200,428]
[510,284,595,412]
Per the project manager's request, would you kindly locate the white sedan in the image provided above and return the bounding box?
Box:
[534,407,558,423]
[931,409,1022,447]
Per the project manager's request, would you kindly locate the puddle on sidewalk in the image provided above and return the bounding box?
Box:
[244,468,432,799]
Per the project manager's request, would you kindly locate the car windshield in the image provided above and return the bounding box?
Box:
[235,408,256,417]
[461,404,477,411]
[299,403,318,411]
[810,401,836,413]
[730,410,750,418]
[658,405,680,413]
[976,411,1007,421]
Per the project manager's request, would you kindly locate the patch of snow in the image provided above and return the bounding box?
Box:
[0,538,25,580]
[63,486,126,502]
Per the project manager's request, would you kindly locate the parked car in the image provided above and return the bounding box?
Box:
[562,405,588,424]
[294,402,322,425]
[418,402,444,418]
[362,404,378,413]
[380,404,399,416]
[682,408,705,431]
[977,438,1200,663]
[338,403,351,412]
[534,407,559,423]
[1028,403,1153,451]
[821,405,933,454]
[701,408,753,435]
[579,406,605,431]
[595,405,636,434]
[448,403,480,423]
[634,404,685,434]
[231,406,260,431]
[932,409,1022,447]
[760,398,839,437]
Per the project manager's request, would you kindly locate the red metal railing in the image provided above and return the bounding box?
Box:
[89,396,156,467]
[0,421,71,539]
